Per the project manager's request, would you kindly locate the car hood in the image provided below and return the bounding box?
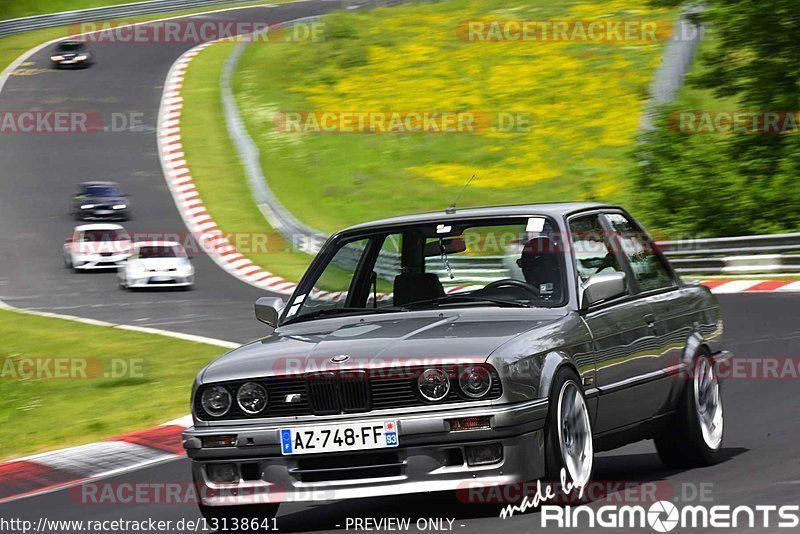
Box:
[200,309,566,383]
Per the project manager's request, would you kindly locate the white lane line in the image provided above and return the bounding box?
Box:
[0,299,238,348]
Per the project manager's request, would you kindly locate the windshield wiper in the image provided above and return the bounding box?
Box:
[403,295,531,309]
[283,306,405,325]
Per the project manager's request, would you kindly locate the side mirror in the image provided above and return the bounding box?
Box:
[255,297,285,328]
[581,272,626,310]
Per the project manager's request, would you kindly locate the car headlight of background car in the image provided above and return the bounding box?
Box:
[80,204,95,209]
[112,204,127,210]
[51,55,64,61]
[128,262,148,277]
[177,259,194,275]
[201,386,232,417]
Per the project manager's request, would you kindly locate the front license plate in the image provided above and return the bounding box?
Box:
[280,421,398,455]
[96,210,112,215]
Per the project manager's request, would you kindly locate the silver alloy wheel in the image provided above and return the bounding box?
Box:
[556,380,593,487]
[693,357,723,450]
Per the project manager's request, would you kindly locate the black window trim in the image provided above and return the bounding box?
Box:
[599,210,680,298]
[566,210,636,312]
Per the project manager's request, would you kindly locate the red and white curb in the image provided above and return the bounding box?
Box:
[700,279,800,293]
[0,416,192,504]
[157,42,298,296]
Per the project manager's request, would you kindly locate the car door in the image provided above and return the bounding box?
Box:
[604,212,690,413]
[569,213,663,433]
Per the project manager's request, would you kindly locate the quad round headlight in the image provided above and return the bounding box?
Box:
[458,366,493,399]
[200,385,232,417]
[417,368,450,401]
[236,382,268,415]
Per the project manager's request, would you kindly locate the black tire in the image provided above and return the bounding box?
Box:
[655,353,723,468]
[198,503,279,532]
[544,367,594,489]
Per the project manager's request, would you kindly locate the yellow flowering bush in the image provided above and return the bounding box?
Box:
[234,0,675,231]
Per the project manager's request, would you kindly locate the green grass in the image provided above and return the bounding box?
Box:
[180,41,318,282]
[1,0,141,21]
[0,308,226,460]
[231,0,677,233]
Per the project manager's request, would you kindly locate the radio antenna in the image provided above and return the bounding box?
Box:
[446,174,475,214]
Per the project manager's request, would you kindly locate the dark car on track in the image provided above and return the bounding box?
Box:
[183,203,729,524]
[50,40,94,69]
[70,181,131,221]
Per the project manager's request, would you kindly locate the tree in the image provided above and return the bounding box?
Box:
[634,0,800,237]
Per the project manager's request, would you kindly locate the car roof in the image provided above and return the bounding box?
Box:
[341,202,616,233]
[74,223,126,232]
[133,241,181,248]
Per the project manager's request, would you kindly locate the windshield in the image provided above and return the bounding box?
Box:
[58,42,84,52]
[84,185,120,197]
[80,229,129,242]
[135,245,183,259]
[284,216,565,323]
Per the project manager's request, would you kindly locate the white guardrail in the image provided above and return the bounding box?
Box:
[657,233,800,275]
[0,0,261,37]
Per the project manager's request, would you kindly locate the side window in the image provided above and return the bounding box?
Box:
[604,213,674,292]
[288,238,370,318]
[568,215,623,283]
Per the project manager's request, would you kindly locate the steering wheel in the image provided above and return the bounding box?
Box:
[482,279,539,298]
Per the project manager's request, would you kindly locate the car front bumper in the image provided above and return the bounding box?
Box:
[77,208,127,220]
[72,254,129,269]
[183,399,548,506]
[126,274,194,288]
[52,59,91,68]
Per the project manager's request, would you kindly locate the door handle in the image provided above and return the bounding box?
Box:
[643,314,658,334]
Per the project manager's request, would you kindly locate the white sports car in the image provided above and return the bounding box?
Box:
[63,224,132,271]
[118,241,194,290]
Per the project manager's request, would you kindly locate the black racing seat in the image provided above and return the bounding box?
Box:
[393,273,445,306]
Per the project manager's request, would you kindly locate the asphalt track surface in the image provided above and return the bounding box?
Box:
[1,1,799,533]
[2,294,799,533]
[0,0,360,344]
